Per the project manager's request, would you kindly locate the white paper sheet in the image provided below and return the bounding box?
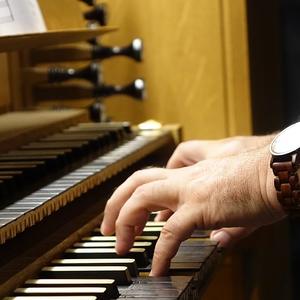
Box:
[0,0,46,36]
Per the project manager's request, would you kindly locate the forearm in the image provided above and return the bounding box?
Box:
[211,134,277,156]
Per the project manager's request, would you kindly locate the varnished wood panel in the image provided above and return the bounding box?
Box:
[37,0,85,30]
[100,0,252,140]
[0,53,10,112]
[221,0,252,136]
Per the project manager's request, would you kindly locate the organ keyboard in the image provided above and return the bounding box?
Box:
[0,110,223,299]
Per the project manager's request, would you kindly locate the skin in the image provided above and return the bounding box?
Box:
[100,135,287,276]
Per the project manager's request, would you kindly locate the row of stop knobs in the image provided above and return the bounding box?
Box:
[28,0,145,121]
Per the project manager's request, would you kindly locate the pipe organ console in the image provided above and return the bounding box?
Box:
[0,0,292,299]
[0,1,225,299]
[0,111,222,299]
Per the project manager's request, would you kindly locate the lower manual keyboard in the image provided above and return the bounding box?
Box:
[5,220,221,300]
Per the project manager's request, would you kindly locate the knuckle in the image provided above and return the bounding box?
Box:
[173,142,188,156]
[104,198,114,211]
[159,224,176,240]
[128,170,145,184]
[153,247,165,260]
[131,185,149,200]
[130,168,157,183]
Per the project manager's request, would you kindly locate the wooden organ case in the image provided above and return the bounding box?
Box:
[0,0,293,299]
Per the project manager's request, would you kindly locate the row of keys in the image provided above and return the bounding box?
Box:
[0,122,131,198]
[0,126,174,243]
[4,219,219,299]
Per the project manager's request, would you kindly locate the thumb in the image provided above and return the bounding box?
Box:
[154,209,173,221]
[210,227,258,248]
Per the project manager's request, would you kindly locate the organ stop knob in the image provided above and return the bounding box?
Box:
[84,3,108,26]
[33,78,146,102]
[30,39,143,63]
[23,62,102,85]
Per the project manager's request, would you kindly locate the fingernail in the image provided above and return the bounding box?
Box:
[100,222,110,236]
[99,222,104,234]
[211,231,231,248]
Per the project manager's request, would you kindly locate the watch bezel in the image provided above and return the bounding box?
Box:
[270,121,300,156]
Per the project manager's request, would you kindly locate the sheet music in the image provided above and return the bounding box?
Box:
[0,0,46,36]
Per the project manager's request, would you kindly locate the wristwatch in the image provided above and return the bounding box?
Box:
[270,122,300,218]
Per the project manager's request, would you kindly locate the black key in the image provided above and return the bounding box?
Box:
[0,170,25,188]
[0,154,61,172]
[41,133,107,153]
[191,229,211,238]
[180,239,218,247]
[139,259,205,282]
[8,149,73,165]
[148,212,159,221]
[169,262,205,283]
[77,121,131,132]
[118,275,193,300]
[172,251,213,263]
[62,130,111,150]
[6,160,47,174]
[82,235,158,258]
[0,161,46,181]
[82,235,158,243]
[174,245,217,262]
[119,298,178,300]
[63,128,119,148]
[0,175,16,193]
[21,141,90,160]
[120,286,186,299]
[0,180,7,196]
[140,226,163,236]
[91,224,163,237]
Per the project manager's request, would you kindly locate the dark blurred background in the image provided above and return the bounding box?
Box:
[247,0,300,298]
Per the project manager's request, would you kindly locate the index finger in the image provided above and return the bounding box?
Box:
[101,168,168,236]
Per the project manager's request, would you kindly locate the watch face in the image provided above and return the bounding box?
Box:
[270,121,300,155]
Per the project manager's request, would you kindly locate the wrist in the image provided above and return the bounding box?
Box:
[269,122,300,218]
[258,146,287,219]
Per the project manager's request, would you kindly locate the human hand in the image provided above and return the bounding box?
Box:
[155,136,275,248]
[100,145,285,275]
[155,138,256,221]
